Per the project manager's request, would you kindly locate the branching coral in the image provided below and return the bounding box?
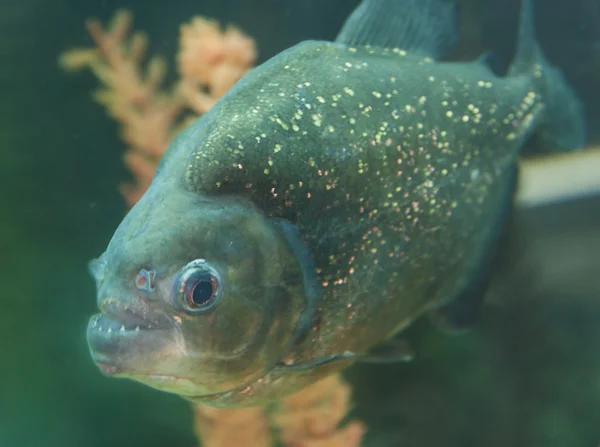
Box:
[59,10,256,205]
[193,405,273,447]
[271,374,366,447]
[193,374,365,447]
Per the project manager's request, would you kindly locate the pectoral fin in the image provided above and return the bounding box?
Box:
[275,338,413,373]
[359,338,414,363]
[271,218,322,344]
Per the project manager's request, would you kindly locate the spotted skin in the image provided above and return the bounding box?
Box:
[152,41,542,404]
[185,45,537,321]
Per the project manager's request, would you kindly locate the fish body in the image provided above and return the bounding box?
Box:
[87,0,585,407]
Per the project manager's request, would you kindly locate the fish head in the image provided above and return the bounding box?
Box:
[86,178,307,399]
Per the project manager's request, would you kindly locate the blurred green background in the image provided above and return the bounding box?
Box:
[1,0,599,446]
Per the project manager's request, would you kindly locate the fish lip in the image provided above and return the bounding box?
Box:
[87,298,174,379]
[95,361,123,376]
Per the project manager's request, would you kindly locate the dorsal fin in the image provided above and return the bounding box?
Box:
[509,0,536,76]
[335,0,459,59]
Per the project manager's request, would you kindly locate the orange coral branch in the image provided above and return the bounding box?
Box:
[193,405,273,447]
[59,10,256,206]
[192,374,365,447]
[272,374,366,447]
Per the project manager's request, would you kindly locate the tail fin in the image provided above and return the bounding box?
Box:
[509,0,586,151]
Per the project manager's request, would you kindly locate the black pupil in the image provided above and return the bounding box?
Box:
[190,275,215,306]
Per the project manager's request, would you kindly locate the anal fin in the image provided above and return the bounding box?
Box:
[431,165,519,333]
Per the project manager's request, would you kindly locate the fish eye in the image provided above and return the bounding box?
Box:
[177,259,222,312]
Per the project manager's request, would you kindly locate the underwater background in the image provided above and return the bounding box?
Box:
[1,0,599,446]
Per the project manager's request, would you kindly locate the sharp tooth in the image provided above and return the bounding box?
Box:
[135,326,140,332]
[98,326,103,331]
[92,320,97,328]
[120,325,125,332]
[107,328,112,333]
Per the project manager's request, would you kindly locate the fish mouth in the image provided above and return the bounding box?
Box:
[88,312,156,338]
[94,297,172,332]
[87,298,173,375]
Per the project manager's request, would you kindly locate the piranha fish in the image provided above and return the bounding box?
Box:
[87,0,585,408]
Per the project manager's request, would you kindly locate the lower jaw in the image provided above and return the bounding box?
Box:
[125,373,212,396]
[87,330,143,362]
[86,328,171,378]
